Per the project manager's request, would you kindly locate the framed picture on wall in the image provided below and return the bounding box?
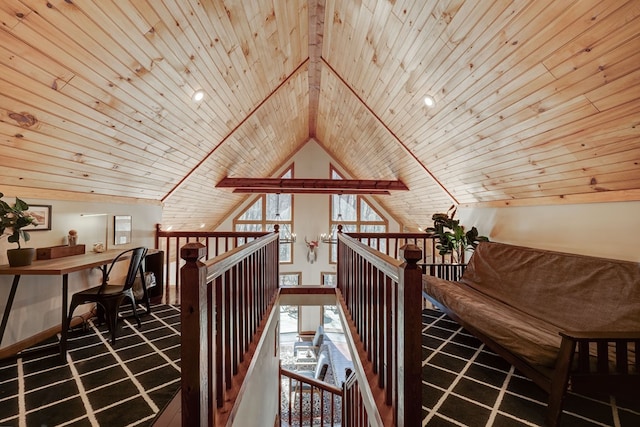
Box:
[114,215,132,245]
[24,205,52,231]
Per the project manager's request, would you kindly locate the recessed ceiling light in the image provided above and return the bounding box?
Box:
[192,89,205,102]
[423,95,435,108]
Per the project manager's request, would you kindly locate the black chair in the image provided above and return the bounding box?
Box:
[67,247,148,344]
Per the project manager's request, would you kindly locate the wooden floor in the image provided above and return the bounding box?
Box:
[152,391,181,427]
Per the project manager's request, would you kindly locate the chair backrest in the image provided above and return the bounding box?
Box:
[314,352,329,381]
[312,325,324,347]
[101,247,148,292]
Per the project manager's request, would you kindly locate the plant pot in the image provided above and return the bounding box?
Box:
[7,248,35,267]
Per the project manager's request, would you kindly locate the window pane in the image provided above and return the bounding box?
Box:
[280,273,300,286]
[333,194,356,221]
[360,224,386,233]
[279,242,292,263]
[322,273,336,287]
[280,305,298,334]
[239,198,262,221]
[341,224,357,233]
[235,223,263,232]
[280,194,292,220]
[361,200,383,221]
[267,194,292,221]
[323,305,342,332]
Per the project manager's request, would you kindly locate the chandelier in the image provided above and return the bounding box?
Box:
[320,215,342,244]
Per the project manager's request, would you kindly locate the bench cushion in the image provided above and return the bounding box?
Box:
[424,242,640,369]
[425,275,561,367]
[460,242,640,332]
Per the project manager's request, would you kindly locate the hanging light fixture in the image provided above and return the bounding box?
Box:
[275,193,296,243]
[321,194,343,244]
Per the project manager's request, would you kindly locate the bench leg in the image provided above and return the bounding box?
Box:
[546,337,576,427]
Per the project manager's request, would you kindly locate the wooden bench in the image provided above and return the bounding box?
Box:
[423,241,640,426]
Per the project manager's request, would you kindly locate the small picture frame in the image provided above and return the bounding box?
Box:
[114,215,132,245]
[24,205,52,231]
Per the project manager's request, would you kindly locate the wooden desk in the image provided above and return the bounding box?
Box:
[0,249,157,360]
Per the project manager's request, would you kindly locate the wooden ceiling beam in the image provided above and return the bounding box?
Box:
[232,188,391,195]
[217,177,408,193]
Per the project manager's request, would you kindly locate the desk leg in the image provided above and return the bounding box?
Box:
[60,274,69,361]
[0,275,21,346]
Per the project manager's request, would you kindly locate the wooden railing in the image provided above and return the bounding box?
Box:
[342,370,369,426]
[346,231,465,265]
[180,232,279,426]
[280,366,343,426]
[336,233,423,426]
[421,263,466,280]
[155,224,269,289]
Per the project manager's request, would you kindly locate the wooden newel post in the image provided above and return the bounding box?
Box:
[397,243,422,426]
[180,242,211,427]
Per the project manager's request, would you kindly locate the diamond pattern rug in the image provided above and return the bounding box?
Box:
[0,304,181,427]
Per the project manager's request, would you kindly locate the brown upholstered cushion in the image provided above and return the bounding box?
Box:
[461,242,640,332]
[424,275,561,367]
[424,242,640,369]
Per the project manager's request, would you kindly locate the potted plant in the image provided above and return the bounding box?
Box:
[0,192,38,266]
[426,205,489,263]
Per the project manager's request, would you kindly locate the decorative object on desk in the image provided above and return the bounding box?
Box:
[36,244,86,260]
[67,229,77,245]
[113,215,132,245]
[92,242,105,253]
[425,204,489,263]
[0,192,38,266]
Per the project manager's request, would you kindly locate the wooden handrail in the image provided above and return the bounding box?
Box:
[280,366,342,426]
[180,232,279,427]
[342,370,369,426]
[346,231,464,264]
[155,223,270,290]
[337,233,423,426]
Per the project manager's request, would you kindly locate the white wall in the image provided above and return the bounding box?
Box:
[218,140,401,285]
[458,201,640,262]
[227,303,280,426]
[0,196,162,348]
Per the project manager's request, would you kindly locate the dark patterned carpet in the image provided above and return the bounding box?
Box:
[422,308,640,426]
[0,304,181,427]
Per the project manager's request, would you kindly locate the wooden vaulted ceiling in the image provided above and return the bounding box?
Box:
[1,1,639,231]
